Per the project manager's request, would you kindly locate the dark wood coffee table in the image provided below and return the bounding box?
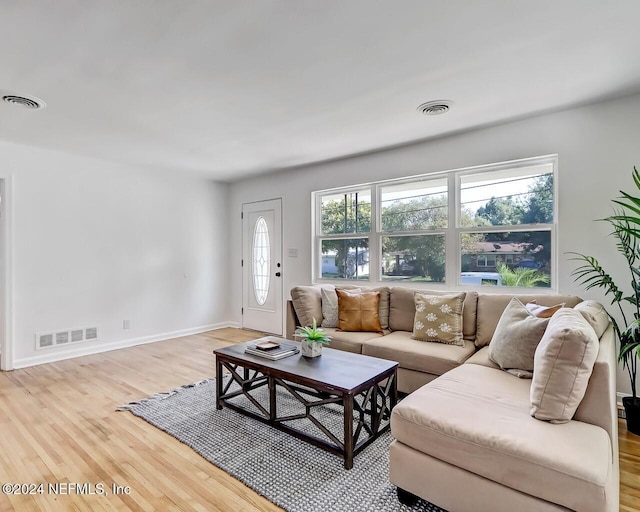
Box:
[214,340,398,469]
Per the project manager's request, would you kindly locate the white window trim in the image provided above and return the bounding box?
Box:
[477,255,497,267]
[312,154,558,292]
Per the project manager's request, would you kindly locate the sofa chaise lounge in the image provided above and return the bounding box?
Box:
[286,284,618,512]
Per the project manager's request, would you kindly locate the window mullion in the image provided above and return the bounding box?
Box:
[313,192,319,281]
[378,229,447,237]
[457,223,553,234]
[319,234,362,240]
[369,184,379,283]
[447,172,458,286]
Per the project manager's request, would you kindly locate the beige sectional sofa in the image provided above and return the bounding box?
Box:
[286,285,619,512]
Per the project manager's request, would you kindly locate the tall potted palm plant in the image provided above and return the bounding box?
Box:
[570,167,640,435]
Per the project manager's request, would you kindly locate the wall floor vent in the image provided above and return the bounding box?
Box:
[36,326,99,350]
[55,332,69,345]
[38,333,54,349]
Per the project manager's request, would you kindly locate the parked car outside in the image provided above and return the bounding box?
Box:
[460,272,503,286]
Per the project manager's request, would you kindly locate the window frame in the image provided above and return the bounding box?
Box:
[476,254,496,268]
[317,186,373,236]
[314,185,374,281]
[312,155,558,291]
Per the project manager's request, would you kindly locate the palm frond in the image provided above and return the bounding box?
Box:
[567,253,623,304]
[619,320,640,364]
[495,262,549,287]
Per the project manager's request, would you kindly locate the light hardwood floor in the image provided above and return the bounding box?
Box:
[0,327,638,512]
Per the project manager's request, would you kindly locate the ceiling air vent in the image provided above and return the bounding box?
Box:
[2,94,46,110]
[417,100,452,116]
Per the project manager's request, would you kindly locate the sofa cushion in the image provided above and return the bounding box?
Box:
[573,325,617,443]
[389,287,478,340]
[488,298,550,378]
[412,292,466,346]
[362,331,475,375]
[464,346,499,369]
[575,300,610,338]
[530,309,599,423]
[337,289,382,332]
[391,364,611,512]
[319,327,384,354]
[290,285,323,327]
[475,293,582,347]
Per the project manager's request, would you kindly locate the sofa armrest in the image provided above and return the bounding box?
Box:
[286,300,299,340]
[573,323,618,455]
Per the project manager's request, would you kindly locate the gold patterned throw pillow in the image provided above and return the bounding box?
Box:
[411,292,466,346]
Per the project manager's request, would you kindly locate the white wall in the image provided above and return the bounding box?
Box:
[229,92,640,395]
[0,141,230,368]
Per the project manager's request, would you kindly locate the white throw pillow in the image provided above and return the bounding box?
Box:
[530,309,599,423]
[574,300,610,338]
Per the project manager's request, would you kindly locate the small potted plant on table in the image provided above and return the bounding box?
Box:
[295,318,331,358]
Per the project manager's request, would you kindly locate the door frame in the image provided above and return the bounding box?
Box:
[0,176,14,371]
[241,198,283,335]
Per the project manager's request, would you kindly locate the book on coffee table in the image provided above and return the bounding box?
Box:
[244,338,299,360]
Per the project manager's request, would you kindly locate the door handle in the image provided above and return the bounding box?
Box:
[275,272,281,277]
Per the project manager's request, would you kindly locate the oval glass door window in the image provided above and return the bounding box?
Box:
[252,216,270,305]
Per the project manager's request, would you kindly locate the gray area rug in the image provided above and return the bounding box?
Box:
[118,378,445,512]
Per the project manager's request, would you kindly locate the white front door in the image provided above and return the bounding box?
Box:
[242,199,283,335]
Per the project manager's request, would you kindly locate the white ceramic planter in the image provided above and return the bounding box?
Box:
[301,340,323,358]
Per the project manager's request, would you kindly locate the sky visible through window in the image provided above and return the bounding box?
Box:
[460,164,553,218]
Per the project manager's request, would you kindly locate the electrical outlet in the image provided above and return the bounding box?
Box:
[123,319,130,330]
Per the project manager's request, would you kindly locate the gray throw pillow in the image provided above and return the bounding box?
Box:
[488,298,551,378]
[291,286,323,327]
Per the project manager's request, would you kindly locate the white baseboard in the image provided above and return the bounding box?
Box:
[617,392,631,407]
[12,321,239,369]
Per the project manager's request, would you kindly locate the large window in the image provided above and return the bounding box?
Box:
[314,156,556,289]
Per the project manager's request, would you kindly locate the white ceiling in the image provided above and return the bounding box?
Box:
[1,1,640,181]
